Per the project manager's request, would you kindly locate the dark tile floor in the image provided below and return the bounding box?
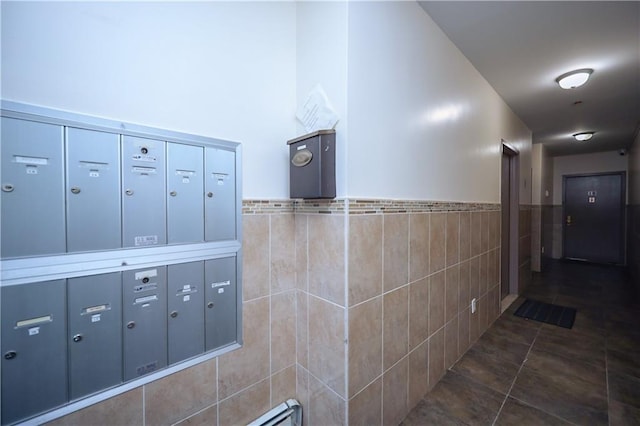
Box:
[401,260,640,425]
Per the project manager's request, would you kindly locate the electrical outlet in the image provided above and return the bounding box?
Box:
[471,298,477,314]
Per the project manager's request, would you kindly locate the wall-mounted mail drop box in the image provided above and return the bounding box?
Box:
[287,129,336,199]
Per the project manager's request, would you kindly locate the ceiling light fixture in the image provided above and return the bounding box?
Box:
[573,132,594,141]
[556,69,593,89]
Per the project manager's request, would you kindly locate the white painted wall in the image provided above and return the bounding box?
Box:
[296,1,349,197]
[2,1,533,203]
[346,2,531,202]
[1,1,297,199]
[552,151,629,204]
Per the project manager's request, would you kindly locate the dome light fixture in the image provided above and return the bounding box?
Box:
[556,69,593,89]
[573,132,594,141]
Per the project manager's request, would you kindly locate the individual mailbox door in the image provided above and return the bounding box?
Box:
[67,128,121,252]
[1,280,67,425]
[68,273,122,400]
[167,262,204,364]
[205,256,237,351]
[123,267,167,381]
[204,148,236,242]
[122,136,166,248]
[167,143,204,244]
[1,117,65,257]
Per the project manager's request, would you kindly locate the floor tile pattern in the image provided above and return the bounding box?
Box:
[401,260,640,425]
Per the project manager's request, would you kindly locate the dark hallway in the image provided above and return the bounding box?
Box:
[402,260,640,425]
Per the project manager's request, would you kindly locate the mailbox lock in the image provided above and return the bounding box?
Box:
[126,321,136,329]
[4,351,17,360]
[170,310,178,318]
[207,192,214,198]
[140,147,149,154]
[170,191,177,197]
[125,189,134,196]
[142,277,150,284]
[2,183,14,192]
[72,334,83,343]
[70,187,81,194]
[207,302,214,309]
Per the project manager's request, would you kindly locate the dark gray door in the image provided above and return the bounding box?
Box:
[501,144,518,299]
[563,173,625,264]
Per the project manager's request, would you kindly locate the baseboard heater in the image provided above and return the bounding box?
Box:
[248,399,302,426]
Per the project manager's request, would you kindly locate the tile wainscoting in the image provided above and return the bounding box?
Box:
[293,199,503,425]
[48,198,532,426]
[519,205,533,289]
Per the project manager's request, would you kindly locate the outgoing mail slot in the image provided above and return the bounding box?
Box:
[122,136,166,248]
[168,262,204,364]
[1,117,66,257]
[68,273,122,400]
[1,280,67,425]
[123,267,167,381]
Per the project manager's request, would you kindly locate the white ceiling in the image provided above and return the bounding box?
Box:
[419,1,640,157]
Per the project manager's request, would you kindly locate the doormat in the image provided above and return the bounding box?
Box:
[514,299,576,329]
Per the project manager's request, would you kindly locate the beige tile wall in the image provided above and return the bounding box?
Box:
[519,206,533,291]
[344,210,502,425]
[551,205,564,259]
[541,204,555,263]
[531,206,542,271]
[48,202,507,426]
[295,213,349,423]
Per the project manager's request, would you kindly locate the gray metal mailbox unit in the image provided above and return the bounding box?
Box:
[1,118,66,257]
[67,273,122,400]
[205,256,237,351]
[66,128,122,252]
[0,101,243,426]
[122,136,167,248]
[205,147,237,241]
[168,261,205,364]
[167,143,204,244]
[1,280,68,425]
[123,267,168,380]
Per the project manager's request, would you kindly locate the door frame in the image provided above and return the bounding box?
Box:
[562,171,626,264]
[501,142,519,300]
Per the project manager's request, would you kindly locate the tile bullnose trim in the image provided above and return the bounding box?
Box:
[347,199,500,214]
[242,199,501,215]
[242,199,295,214]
